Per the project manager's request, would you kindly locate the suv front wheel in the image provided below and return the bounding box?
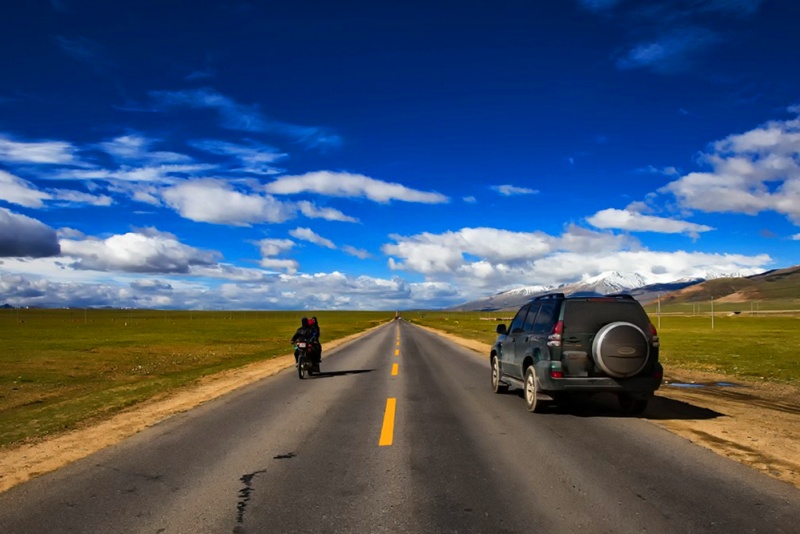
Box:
[491,355,508,394]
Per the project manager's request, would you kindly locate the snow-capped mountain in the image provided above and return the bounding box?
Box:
[494,284,558,298]
[567,271,648,296]
[696,268,765,280]
[448,270,763,311]
[448,284,559,311]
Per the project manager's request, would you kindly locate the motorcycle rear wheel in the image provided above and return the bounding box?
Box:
[297,357,306,379]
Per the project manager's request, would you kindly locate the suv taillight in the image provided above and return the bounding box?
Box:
[547,320,563,348]
[649,322,660,347]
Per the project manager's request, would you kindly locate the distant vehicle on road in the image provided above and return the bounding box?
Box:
[491,293,663,414]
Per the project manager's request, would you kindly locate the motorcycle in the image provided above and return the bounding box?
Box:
[294,339,320,379]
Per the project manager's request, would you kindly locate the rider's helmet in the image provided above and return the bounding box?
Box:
[301,317,309,327]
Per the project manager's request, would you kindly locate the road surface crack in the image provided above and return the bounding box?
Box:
[235,469,266,527]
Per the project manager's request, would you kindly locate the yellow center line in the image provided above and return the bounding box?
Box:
[391,363,399,376]
[394,348,399,356]
[379,398,397,446]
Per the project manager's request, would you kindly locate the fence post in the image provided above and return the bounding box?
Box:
[711,299,715,330]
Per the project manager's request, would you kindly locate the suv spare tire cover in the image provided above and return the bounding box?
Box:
[591,322,650,378]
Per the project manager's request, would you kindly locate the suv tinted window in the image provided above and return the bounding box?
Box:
[563,301,649,333]
[522,304,540,332]
[532,301,557,334]
[508,306,528,334]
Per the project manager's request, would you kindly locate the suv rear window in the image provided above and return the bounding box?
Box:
[562,301,649,333]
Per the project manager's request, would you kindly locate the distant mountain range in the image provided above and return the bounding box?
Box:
[449,268,770,311]
[660,265,800,305]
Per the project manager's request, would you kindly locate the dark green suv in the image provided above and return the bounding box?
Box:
[490,293,663,414]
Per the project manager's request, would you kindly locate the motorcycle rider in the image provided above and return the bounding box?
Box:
[308,316,322,364]
[291,317,315,365]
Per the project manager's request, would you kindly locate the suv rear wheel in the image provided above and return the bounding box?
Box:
[524,367,543,413]
[491,355,508,393]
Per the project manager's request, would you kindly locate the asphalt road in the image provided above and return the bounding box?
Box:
[1,320,800,533]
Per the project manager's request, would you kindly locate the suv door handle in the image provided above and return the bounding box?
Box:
[565,336,580,343]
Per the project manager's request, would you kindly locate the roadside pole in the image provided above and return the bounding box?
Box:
[657,293,661,329]
[711,298,715,330]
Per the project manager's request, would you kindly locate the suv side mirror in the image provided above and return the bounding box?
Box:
[496,324,507,335]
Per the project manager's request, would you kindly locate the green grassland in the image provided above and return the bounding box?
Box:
[404,311,800,386]
[0,309,392,448]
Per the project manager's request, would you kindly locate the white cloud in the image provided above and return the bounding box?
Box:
[0,134,79,164]
[150,88,268,132]
[0,272,127,308]
[265,171,449,204]
[490,184,539,196]
[257,238,295,257]
[792,234,800,241]
[189,263,273,282]
[205,271,413,310]
[258,258,300,274]
[602,1,763,76]
[463,196,477,203]
[149,88,341,148]
[587,208,714,237]
[61,163,213,183]
[51,189,113,206]
[616,27,722,74]
[189,139,286,174]
[637,165,679,176]
[342,245,371,259]
[255,238,298,274]
[556,223,636,253]
[161,179,294,225]
[289,227,336,249]
[273,272,411,308]
[0,208,60,257]
[0,170,113,209]
[108,183,161,206]
[60,229,219,273]
[384,227,555,275]
[100,134,192,164]
[660,112,800,223]
[130,279,173,292]
[0,170,51,208]
[296,200,358,222]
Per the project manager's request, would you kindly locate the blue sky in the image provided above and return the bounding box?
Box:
[1,0,799,310]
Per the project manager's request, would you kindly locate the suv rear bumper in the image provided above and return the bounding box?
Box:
[535,361,663,394]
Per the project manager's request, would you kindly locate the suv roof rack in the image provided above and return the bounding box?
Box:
[603,293,636,300]
[532,293,565,301]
